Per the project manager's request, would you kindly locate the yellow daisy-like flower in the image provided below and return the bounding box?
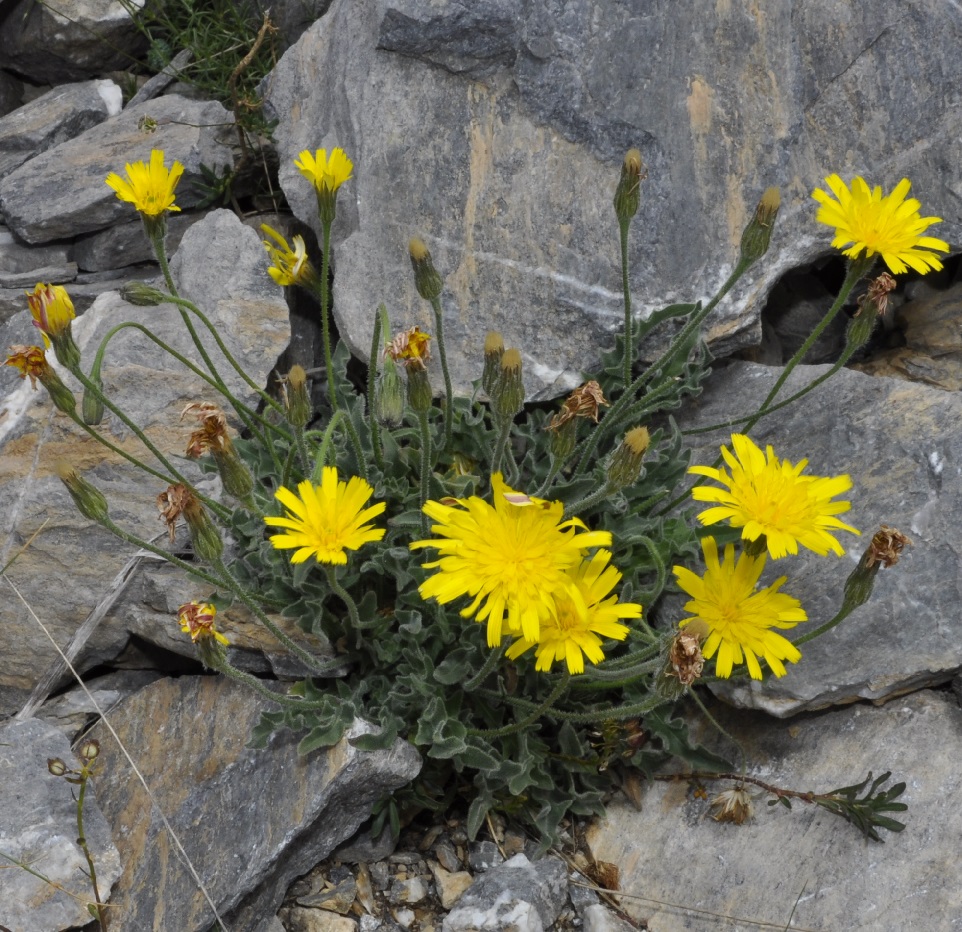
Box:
[505,550,640,675]
[674,537,807,679]
[411,473,612,646]
[689,434,860,559]
[178,601,229,646]
[261,223,314,287]
[812,174,949,275]
[105,148,184,217]
[294,147,353,194]
[26,283,75,343]
[265,467,386,565]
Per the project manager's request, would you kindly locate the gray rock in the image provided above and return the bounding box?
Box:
[581,904,637,932]
[0,0,147,84]
[0,79,122,180]
[0,262,78,289]
[262,0,962,398]
[0,69,22,118]
[127,49,193,108]
[88,676,421,931]
[0,95,235,244]
[0,210,289,715]
[442,853,568,932]
[0,718,122,931]
[680,361,962,716]
[73,209,208,273]
[586,690,961,932]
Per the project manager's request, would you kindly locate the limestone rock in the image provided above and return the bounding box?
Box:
[262,0,962,398]
[681,360,962,716]
[0,0,147,84]
[0,79,122,180]
[88,676,421,931]
[586,691,962,932]
[0,95,235,244]
[0,718,122,931]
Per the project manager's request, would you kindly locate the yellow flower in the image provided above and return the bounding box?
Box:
[5,343,51,387]
[105,148,184,217]
[689,433,860,559]
[294,147,353,194]
[505,550,640,674]
[385,326,432,368]
[674,537,807,679]
[26,283,75,343]
[812,174,949,275]
[178,601,229,646]
[410,473,612,646]
[261,224,314,287]
[265,467,386,565]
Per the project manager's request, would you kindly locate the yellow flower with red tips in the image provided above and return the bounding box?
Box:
[105,148,184,217]
[178,601,229,646]
[26,283,75,344]
[812,174,949,275]
[5,343,51,387]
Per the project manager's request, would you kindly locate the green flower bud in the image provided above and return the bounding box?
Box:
[183,497,224,563]
[406,363,434,414]
[82,372,105,425]
[409,237,444,301]
[739,187,780,266]
[39,368,77,415]
[613,149,645,226]
[285,364,312,428]
[481,331,505,399]
[56,463,109,523]
[492,348,524,420]
[375,354,405,427]
[212,448,254,500]
[606,426,650,491]
[121,281,168,307]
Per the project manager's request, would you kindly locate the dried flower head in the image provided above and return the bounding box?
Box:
[157,483,194,543]
[856,272,897,319]
[385,326,432,370]
[667,628,706,687]
[548,380,610,431]
[5,344,50,388]
[711,786,754,825]
[865,525,911,569]
[182,402,231,457]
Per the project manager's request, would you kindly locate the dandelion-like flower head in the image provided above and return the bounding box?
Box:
[105,148,184,217]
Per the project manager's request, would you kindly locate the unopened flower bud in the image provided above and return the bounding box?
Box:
[409,237,444,301]
[212,448,254,500]
[82,372,105,425]
[375,353,405,426]
[284,364,312,428]
[739,186,780,266]
[481,331,505,398]
[121,281,168,307]
[492,348,524,420]
[47,758,68,777]
[406,363,434,414]
[183,496,224,563]
[613,148,645,226]
[41,368,77,415]
[606,426,650,491]
[548,417,579,461]
[56,462,109,522]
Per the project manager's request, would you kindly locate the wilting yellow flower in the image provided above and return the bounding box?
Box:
[105,148,184,217]
[812,174,949,275]
[260,223,314,287]
[674,536,806,680]
[5,343,51,387]
[689,433,860,559]
[265,467,386,565]
[294,147,353,194]
[26,283,75,343]
[505,550,640,674]
[411,473,612,646]
[178,601,229,646]
[385,326,432,368]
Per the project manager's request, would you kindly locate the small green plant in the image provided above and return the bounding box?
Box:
[9,151,944,847]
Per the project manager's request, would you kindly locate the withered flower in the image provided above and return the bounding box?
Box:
[385,326,432,370]
[667,629,706,687]
[547,380,610,432]
[182,402,231,457]
[710,786,754,825]
[865,525,911,569]
[157,483,194,543]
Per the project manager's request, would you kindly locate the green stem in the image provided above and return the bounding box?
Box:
[211,658,335,709]
[490,416,512,478]
[214,558,333,673]
[533,457,564,498]
[429,295,454,452]
[570,656,663,688]
[563,482,614,520]
[574,259,751,478]
[324,565,363,644]
[417,409,432,536]
[341,410,368,482]
[76,773,107,930]
[367,305,385,472]
[792,604,857,647]
[480,685,670,724]
[319,218,337,410]
[470,672,571,739]
[619,218,632,387]
[463,643,508,692]
[311,410,344,481]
